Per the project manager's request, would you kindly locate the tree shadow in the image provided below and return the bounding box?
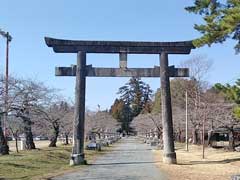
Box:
[0,162,37,169]
[178,157,240,165]
[3,176,28,180]
[104,148,152,152]
[46,153,69,160]
[89,161,161,166]
[11,154,24,157]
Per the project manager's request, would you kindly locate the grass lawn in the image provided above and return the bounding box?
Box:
[7,140,57,152]
[0,144,111,180]
[154,143,240,180]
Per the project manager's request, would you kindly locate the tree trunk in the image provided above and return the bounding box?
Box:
[23,117,35,150]
[15,136,19,153]
[192,128,198,144]
[65,134,69,145]
[177,129,182,142]
[229,129,235,151]
[0,126,9,155]
[207,130,213,146]
[49,126,59,147]
[0,115,9,155]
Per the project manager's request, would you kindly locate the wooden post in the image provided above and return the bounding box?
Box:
[160,52,177,164]
[70,51,86,165]
[185,91,189,151]
[3,32,10,137]
[202,106,206,159]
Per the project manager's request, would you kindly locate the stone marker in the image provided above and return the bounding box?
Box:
[20,139,26,150]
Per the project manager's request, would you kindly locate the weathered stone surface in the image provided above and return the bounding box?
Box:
[45,37,195,54]
[160,53,176,164]
[71,52,86,165]
[69,154,86,166]
[55,65,189,78]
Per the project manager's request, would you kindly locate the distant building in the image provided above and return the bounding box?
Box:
[209,127,240,148]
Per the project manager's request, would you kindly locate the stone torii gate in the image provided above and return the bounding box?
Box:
[45,37,195,165]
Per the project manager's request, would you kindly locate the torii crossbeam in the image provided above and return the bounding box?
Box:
[45,37,195,165]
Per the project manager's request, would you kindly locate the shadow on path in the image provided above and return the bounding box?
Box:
[106,148,152,152]
[89,161,161,166]
[178,157,240,165]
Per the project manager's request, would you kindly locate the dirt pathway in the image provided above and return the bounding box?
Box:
[52,137,167,180]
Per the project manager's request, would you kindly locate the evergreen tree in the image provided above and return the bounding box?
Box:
[186,0,240,53]
[118,77,153,116]
[214,79,240,120]
[152,89,161,114]
[110,77,153,133]
[110,99,132,133]
[214,80,240,104]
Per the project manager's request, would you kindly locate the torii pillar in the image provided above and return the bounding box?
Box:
[160,52,176,164]
[71,52,86,165]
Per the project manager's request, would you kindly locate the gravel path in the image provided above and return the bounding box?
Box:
[52,137,167,180]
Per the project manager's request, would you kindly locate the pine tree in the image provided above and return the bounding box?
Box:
[110,77,153,133]
[110,99,132,133]
[214,80,240,104]
[117,77,153,116]
[214,79,240,120]
[186,0,240,53]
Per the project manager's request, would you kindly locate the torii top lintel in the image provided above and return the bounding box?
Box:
[45,37,195,54]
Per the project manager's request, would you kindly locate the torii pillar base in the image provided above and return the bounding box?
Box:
[70,154,87,166]
[163,152,177,164]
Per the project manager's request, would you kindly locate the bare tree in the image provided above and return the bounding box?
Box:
[132,114,162,136]
[38,100,72,147]
[10,79,51,150]
[179,55,213,144]
[60,107,74,145]
[6,116,24,153]
[0,74,75,151]
[85,110,119,138]
[0,75,17,154]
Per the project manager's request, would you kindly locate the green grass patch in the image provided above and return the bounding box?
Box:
[0,145,110,180]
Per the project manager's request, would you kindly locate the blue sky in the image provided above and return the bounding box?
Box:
[0,0,239,110]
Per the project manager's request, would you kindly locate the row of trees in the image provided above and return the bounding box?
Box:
[129,56,240,150]
[0,74,119,155]
[0,75,74,154]
[110,56,213,137]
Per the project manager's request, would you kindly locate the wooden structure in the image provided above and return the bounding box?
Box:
[209,127,240,148]
[45,37,195,165]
